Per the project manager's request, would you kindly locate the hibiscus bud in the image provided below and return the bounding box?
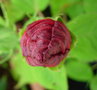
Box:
[20,19,71,67]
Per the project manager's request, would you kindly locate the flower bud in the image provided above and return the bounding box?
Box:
[20,19,71,67]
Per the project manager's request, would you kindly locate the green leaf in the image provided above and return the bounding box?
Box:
[11,50,68,90]
[66,60,93,81]
[90,76,97,90]
[2,1,25,25]
[50,0,84,18]
[67,14,97,62]
[0,17,5,26]
[0,25,18,53]
[0,76,7,90]
[65,0,84,18]
[84,0,97,13]
[50,0,65,16]
[11,0,49,14]
[0,50,13,64]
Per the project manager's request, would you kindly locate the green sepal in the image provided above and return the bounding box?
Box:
[70,31,77,49]
[48,59,66,71]
[55,14,65,23]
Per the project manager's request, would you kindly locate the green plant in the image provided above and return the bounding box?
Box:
[0,0,97,90]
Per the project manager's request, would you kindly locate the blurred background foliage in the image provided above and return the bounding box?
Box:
[0,0,97,90]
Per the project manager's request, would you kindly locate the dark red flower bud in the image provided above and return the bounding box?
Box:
[20,19,71,67]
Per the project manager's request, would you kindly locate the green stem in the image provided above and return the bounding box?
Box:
[0,2,9,27]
